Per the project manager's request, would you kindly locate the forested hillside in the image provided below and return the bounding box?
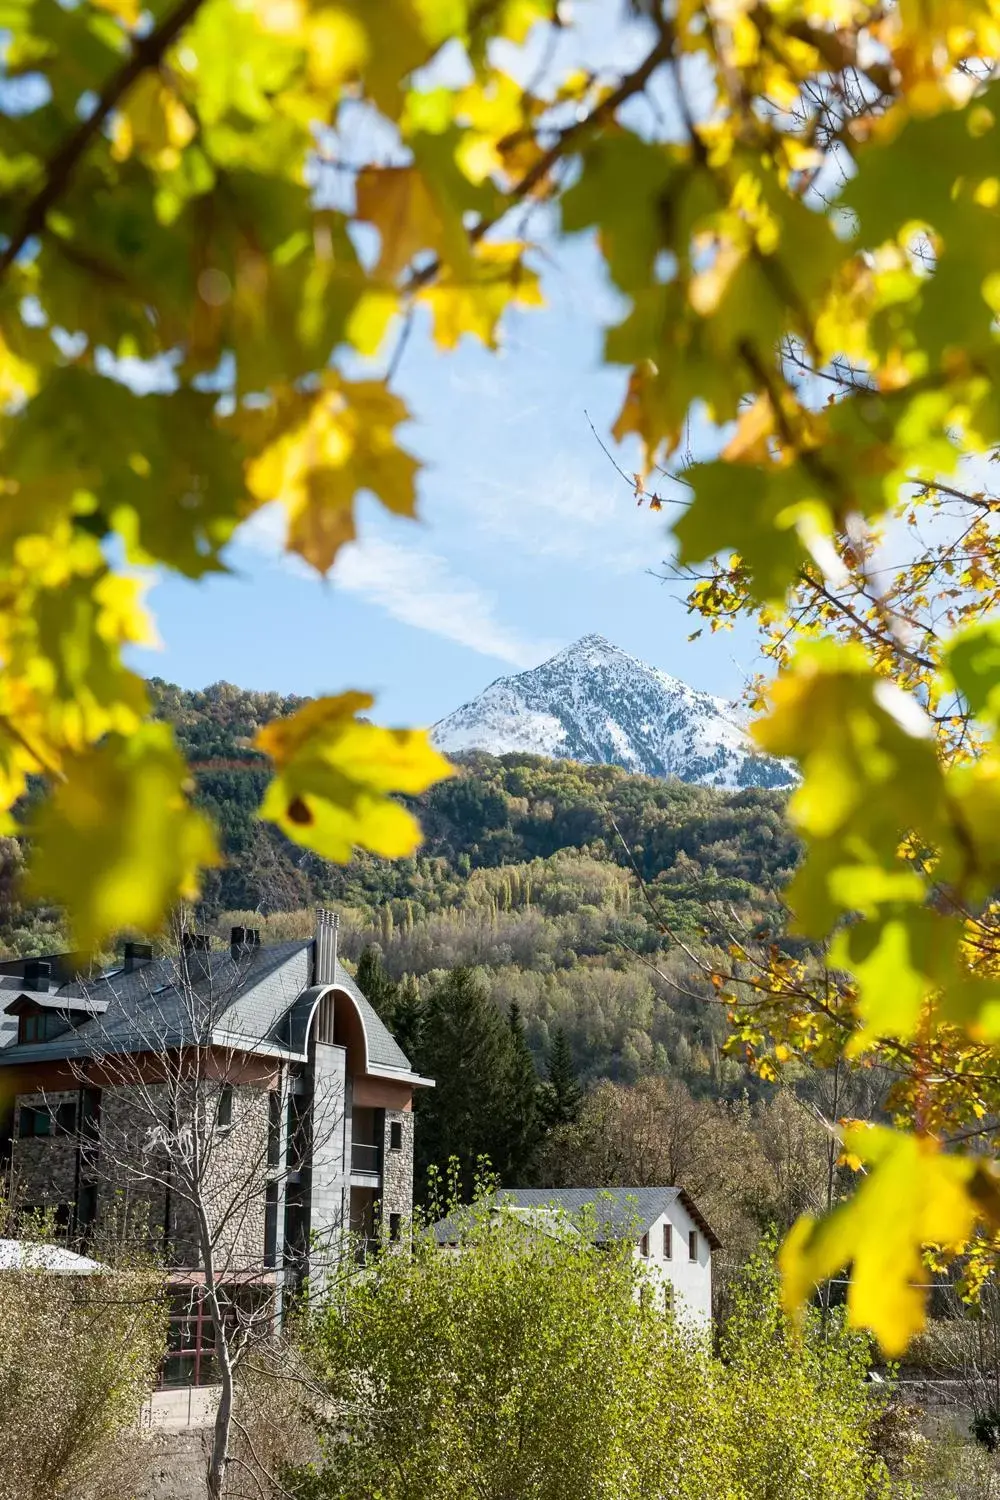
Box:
[173,682,799,1092]
[0,680,800,1093]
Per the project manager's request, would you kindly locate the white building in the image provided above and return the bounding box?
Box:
[495,1186,719,1326]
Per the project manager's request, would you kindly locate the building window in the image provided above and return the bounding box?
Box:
[19,1103,76,1137]
[663,1282,674,1314]
[389,1212,402,1243]
[81,1088,101,1141]
[18,1105,51,1138]
[267,1090,281,1168]
[263,1183,279,1268]
[663,1224,672,1260]
[389,1120,402,1151]
[76,1181,97,1238]
[689,1229,698,1262]
[161,1290,218,1389]
[216,1084,233,1134]
[639,1231,649,1258]
[18,1012,64,1044]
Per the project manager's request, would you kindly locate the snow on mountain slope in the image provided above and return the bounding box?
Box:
[432,635,794,790]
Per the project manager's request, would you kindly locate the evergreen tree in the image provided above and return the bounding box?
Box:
[414,968,520,1200]
[501,1001,542,1183]
[355,945,398,1023]
[540,1027,583,1130]
[391,973,424,1063]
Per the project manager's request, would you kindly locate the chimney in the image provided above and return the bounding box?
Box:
[123,941,153,973]
[230,926,260,963]
[314,909,339,985]
[23,958,51,993]
[180,931,212,982]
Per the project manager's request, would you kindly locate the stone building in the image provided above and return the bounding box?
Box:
[0,912,431,1384]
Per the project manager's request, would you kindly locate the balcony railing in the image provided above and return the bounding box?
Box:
[353,1235,381,1267]
[351,1141,381,1175]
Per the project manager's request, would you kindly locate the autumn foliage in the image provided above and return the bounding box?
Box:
[6,0,1000,1352]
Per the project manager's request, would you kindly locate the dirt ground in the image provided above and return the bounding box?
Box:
[135,1431,210,1500]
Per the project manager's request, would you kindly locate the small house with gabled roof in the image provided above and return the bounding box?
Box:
[491,1186,719,1325]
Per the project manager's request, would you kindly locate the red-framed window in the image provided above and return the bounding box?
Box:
[160,1290,218,1389]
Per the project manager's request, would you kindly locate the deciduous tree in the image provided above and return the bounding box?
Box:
[0,1191,163,1500]
[287,1204,891,1500]
[8,0,1000,1356]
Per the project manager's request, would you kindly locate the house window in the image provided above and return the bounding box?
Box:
[76,1181,97,1238]
[389,1212,402,1243]
[263,1183,279,1269]
[689,1229,698,1262]
[663,1282,674,1314]
[216,1084,233,1134]
[18,1012,63,1044]
[663,1224,672,1260]
[389,1120,403,1151]
[55,1102,77,1135]
[81,1089,101,1141]
[18,1105,50,1138]
[161,1290,218,1389]
[639,1231,649,1258]
[267,1090,281,1168]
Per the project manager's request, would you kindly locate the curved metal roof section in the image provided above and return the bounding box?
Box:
[274,959,413,1074]
[333,959,412,1072]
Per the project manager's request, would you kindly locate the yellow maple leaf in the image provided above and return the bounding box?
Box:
[112,73,196,168]
[25,724,220,951]
[255,693,454,862]
[418,242,544,349]
[357,166,444,279]
[244,377,419,573]
[780,1125,1000,1355]
[90,0,141,25]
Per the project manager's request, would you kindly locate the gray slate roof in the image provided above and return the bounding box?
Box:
[0,939,416,1076]
[495,1187,722,1249]
[497,1187,681,1238]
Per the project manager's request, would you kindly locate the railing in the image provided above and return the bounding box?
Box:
[351,1141,381,1175]
[353,1236,381,1267]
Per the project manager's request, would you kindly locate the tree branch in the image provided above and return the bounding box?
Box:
[0,0,207,279]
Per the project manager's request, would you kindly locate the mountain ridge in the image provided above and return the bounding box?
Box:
[432,634,793,791]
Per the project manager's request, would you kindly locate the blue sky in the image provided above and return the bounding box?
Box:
[132,6,761,727]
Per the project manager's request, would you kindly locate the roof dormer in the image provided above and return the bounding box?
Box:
[4,990,109,1046]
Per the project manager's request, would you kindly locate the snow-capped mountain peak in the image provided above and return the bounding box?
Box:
[431,636,793,790]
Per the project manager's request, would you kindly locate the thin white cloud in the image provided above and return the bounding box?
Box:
[237,506,557,669]
[335,534,558,668]
[469,453,659,575]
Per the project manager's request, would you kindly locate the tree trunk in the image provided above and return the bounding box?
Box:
[198,1200,235,1500]
[207,1343,235,1500]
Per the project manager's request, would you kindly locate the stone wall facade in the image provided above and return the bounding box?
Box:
[10,1089,82,1213]
[9,1054,417,1276]
[10,1080,271,1273]
[380,1108,414,1221]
